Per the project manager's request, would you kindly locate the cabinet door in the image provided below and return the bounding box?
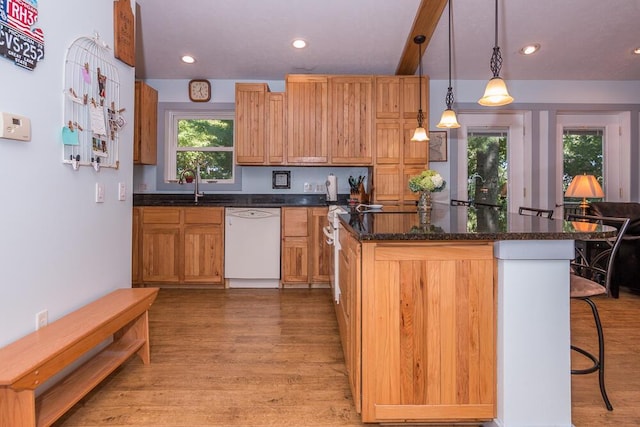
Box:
[286,75,328,164]
[141,224,180,283]
[401,75,428,121]
[310,207,331,284]
[329,76,373,165]
[134,81,158,165]
[266,92,285,164]
[361,242,495,423]
[375,77,401,120]
[132,207,141,285]
[183,225,224,284]
[183,207,224,284]
[235,83,267,164]
[375,121,401,165]
[403,121,429,165]
[337,226,362,413]
[281,237,309,283]
[373,165,402,202]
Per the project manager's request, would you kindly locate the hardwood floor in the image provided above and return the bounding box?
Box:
[55,287,640,426]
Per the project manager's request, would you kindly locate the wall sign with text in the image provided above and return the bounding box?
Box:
[0,0,45,70]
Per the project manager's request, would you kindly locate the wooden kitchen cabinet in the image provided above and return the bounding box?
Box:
[286,75,329,164]
[358,240,495,423]
[310,207,331,283]
[337,224,362,413]
[139,207,224,286]
[266,92,285,164]
[141,208,181,284]
[134,81,158,165]
[328,76,373,165]
[373,76,429,205]
[132,207,141,285]
[281,207,310,285]
[281,207,330,287]
[235,83,267,164]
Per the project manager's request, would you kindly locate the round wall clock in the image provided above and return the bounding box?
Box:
[188,79,211,102]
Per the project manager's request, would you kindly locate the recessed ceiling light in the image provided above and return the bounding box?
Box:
[181,55,196,64]
[292,39,307,49]
[519,44,540,55]
[633,47,640,55]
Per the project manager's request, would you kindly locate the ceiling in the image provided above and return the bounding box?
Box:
[134,0,640,82]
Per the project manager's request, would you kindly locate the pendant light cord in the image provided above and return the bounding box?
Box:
[445,0,454,109]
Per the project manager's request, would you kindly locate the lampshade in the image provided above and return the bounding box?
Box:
[478,77,514,107]
[411,126,428,142]
[571,221,598,233]
[437,109,460,128]
[565,173,604,215]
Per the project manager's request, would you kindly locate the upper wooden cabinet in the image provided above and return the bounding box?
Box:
[286,75,329,164]
[266,92,285,164]
[235,83,267,164]
[373,76,429,205]
[328,76,373,165]
[134,81,158,165]
[236,83,285,165]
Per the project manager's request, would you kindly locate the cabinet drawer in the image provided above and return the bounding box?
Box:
[282,208,309,237]
[184,207,223,224]
[142,208,181,224]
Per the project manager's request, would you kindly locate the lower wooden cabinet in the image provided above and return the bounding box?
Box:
[337,234,496,423]
[139,207,224,286]
[281,207,330,287]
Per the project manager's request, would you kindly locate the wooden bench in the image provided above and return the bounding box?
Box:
[0,287,159,427]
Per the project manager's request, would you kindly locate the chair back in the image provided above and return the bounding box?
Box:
[567,214,630,295]
[519,206,554,218]
[451,199,472,206]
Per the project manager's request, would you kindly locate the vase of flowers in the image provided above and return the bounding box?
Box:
[408,169,446,214]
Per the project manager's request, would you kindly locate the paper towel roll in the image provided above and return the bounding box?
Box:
[326,174,338,201]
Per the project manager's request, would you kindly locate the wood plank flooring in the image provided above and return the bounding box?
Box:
[54,287,640,426]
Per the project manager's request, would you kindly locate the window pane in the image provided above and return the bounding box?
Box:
[467,134,507,208]
[178,119,233,148]
[176,151,233,180]
[562,130,603,201]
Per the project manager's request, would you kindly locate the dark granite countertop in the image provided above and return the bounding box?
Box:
[133,193,351,208]
[339,203,617,241]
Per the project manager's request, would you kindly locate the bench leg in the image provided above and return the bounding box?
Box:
[114,310,151,364]
[0,388,36,427]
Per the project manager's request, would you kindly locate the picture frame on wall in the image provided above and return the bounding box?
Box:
[429,131,447,162]
[272,170,291,189]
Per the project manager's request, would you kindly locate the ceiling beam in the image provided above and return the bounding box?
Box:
[395,0,448,75]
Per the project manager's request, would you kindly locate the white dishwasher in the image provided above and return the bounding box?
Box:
[224,207,281,288]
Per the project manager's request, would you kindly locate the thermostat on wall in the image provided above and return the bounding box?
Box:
[0,112,31,141]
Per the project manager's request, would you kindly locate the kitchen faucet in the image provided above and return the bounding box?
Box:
[179,163,204,203]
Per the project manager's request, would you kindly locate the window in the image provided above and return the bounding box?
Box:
[562,128,604,204]
[165,110,234,183]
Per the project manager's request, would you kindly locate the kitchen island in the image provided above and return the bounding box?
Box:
[336,204,614,426]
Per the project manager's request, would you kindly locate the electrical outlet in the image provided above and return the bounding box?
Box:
[138,183,148,192]
[315,183,326,193]
[36,310,48,330]
[303,182,313,193]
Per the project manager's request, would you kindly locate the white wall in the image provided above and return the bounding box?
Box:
[0,0,135,346]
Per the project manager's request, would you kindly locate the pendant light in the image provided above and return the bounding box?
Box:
[478,0,513,106]
[411,35,429,142]
[436,0,460,129]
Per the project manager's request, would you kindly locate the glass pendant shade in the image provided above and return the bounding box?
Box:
[437,109,460,128]
[411,126,428,142]
[478,77,514,106]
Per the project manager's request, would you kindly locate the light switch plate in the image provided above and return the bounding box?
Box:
[95,183,105,203]
[118,182,126,201]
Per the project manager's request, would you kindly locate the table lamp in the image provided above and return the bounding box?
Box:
[564,173,604,215]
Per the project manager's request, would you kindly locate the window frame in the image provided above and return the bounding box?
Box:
[156,102,242,192]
